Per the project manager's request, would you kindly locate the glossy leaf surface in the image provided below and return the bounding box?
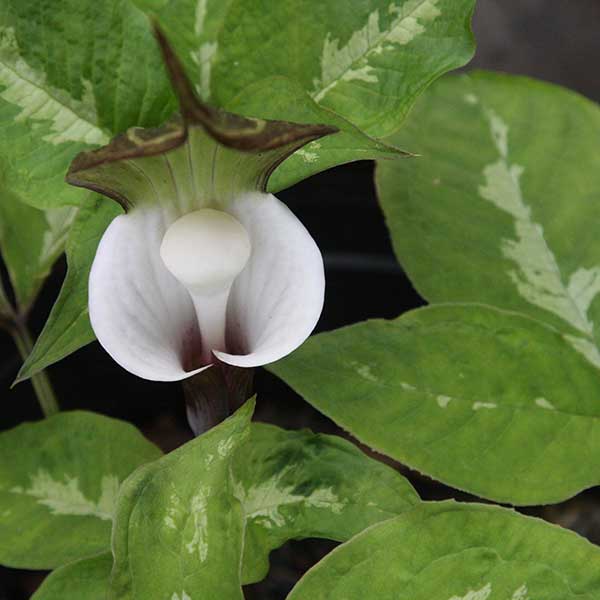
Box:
[289,501,600,599]
[31,553,112,600]
[270,304,600,504]
[235,423,419,583]
[109,400,253,600]
[0,411,161,569]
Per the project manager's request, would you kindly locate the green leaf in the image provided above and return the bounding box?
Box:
[376,70,600,372]
[288,501,600,599]
[211,0,477,138]
[129,0,232,101]
[0,0,175,210]
[109,399,254,600]
[16,197,121,383]
[31,553,112,600]
[134,0,475,170]
[0,189,75,311]
[269,304,600,505]
[225,76,407,193]
[235,423,419,584]
[0,411,161,569]
[0,0,175,342]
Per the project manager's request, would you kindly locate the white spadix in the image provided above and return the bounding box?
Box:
[160,208,251,361]
[89,192,324,381]
[76,30,333,384]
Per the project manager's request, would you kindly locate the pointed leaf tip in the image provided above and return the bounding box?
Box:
[66,28,340,210]
[152,23,339,152]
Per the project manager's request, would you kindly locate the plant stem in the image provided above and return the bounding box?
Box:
[0,279,12,324]
[11,320,59,417]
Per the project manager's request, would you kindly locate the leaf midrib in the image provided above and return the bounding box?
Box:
[311,0,431,99]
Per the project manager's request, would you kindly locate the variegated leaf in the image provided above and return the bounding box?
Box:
[132,0,476,186]
[288,502,600,600]
[376,71,600,368]
[0,0,175,210]
[270,304,600,505]
[235,423,419,583]
[109,400,253,600]
[0,411,161,569]
[0,190,76,310]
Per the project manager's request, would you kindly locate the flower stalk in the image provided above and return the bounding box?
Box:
[10,318,60,417]
[1,279,59,417]
[65,26,337,432]
[182,361,253,435]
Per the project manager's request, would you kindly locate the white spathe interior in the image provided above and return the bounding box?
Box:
[160,208,251,362]
[215,192,325,368]
[88,208,210,381]
[89,192,325,381]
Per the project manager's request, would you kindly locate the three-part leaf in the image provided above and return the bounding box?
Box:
[288,501,600,599]
[0,411,161,569]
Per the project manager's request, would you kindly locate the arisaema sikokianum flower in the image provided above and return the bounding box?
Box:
[66,29,337,430]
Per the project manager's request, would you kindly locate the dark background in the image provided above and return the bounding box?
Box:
[2,0,600,597]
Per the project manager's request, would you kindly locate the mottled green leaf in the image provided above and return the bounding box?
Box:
[376,71,600,372]
[16,197,121,383]
[270,304,600,505]
[211,0,476,138]
[129,0,231,101]
[0,0,175,210]
[288,501,600,599]
[32,553,112,600]
[225,76,406,193]
[235,423,419,584]
[0,0,174,363]
[134,0,475,181]
[109,400,254,600]
[0,411,161,569]
[0,189,75,311]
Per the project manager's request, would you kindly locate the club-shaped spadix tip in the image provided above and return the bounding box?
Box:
[160,208,251,295]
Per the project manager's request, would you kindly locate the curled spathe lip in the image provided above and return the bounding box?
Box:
[66,26,337,382]
[87,191,325,381]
